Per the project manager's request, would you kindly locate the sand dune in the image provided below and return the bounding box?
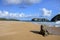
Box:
[0,21,60,40]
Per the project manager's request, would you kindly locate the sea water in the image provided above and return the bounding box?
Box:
[32,22,60,27]
[32,22,60,35]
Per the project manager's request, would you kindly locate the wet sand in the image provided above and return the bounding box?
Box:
[0,21,60,40]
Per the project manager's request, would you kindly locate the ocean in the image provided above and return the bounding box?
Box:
[32,22,60,34]
[21,20,60,27]
[32,22,60,27]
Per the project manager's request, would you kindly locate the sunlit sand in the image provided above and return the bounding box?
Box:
[0,21,60,40]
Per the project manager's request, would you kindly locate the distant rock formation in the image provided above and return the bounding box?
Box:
[51,14,60,22]
[32,18,49,22]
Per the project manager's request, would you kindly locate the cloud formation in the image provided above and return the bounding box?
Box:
[42,8,52,16]
[3,0,41,5]
[0,10,39,19]
[4,0,22,4]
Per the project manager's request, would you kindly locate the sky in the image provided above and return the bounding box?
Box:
[0,0,60,20]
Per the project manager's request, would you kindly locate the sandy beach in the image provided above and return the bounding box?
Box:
[0,21,60,40]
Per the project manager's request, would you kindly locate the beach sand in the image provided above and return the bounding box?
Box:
[0,21,60,40]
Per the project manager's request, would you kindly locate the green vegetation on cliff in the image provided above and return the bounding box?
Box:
[51,14,60,22]
[0,18,20,21]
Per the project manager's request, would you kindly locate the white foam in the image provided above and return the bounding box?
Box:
[56,21,60,24]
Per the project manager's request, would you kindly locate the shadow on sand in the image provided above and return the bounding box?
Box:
[30,30,60,36]
[30,31,40,34]
[30,30,45,36]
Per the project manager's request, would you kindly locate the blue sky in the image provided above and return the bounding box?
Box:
[0,0,60,20]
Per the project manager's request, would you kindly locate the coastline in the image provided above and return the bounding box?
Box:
[0,21,60,40]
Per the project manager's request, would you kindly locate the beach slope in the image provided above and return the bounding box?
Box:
[0,21,60,40]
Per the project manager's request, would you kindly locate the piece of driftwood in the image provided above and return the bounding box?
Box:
[39,25,49,36]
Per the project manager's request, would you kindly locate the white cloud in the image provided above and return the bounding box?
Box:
[3,11,9,16]
[9,13,18,18]
[4,0,22,4]
[42,8,52,16]
[0,10,39,19]
[28,0,40,3]
[3,0,41,5]
[0,11,9,17]
[19,13,26,17]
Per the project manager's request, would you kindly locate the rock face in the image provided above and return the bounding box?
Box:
[51,14,60,22]
[32,18,49,22]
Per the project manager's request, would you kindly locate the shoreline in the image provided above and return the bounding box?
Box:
[0,21,60,40]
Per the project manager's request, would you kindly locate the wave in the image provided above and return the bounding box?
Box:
[32,22,60,27]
